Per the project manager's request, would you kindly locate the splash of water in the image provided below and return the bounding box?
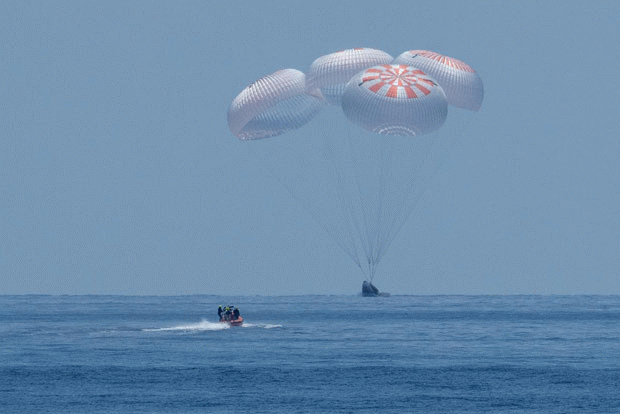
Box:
[143,320,283,332]
[143,320,229,332]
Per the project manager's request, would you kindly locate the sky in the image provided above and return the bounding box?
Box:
[1,1,619,295]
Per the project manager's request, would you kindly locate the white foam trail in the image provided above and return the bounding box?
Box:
[144,320,229,332]
[241,323,282,329]
[143,321,283,332]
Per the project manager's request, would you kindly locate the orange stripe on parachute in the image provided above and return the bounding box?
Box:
[404,85,417,99]
[386,85,399,98]
[415,84,431,95]
[369,82,385,93]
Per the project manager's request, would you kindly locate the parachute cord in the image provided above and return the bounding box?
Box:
[244,140,363,271]
[380,142,439,262]
[369,255,379,283]
[367,134,401,283]
[373,137,387,270]
[347,129,373,263]
[321,127,361,265]
[350,132,372,263]
[378,145,432,265]
[378,114,474,264]
[373,135,398,272]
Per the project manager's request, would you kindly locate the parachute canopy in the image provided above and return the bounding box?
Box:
[227,68,324,140]
[306,48,393,105]
[341,64,448,136]
[392,50,483,111]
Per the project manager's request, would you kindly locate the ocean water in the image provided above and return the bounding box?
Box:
[1,295,619,413]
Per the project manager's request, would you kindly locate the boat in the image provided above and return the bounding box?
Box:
[221,315,244,326]
[218,305,244,326]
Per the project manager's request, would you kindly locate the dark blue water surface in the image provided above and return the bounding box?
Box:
[1,295,619,413]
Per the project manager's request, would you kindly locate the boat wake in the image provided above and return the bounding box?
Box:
[143,320,229,332]
[143,320,282,332]
[243,323,282,329]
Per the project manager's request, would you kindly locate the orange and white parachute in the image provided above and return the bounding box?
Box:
[392,50,483,111]
[226,48,483,284]
[341,64,448,136]
[228,48,483,140]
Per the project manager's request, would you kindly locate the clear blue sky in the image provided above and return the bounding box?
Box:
[1,1,618,295]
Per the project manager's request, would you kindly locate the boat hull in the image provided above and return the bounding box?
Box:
[220,316,244,326]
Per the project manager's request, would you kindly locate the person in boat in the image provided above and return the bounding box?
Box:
[218,305,223,320]
[233,307,240,320]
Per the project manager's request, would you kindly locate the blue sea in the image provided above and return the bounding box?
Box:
[1,295,619,413]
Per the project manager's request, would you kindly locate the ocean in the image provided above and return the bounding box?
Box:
[1,295,619,413]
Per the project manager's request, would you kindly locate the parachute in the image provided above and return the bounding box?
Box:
[342,64,448,136]
[307,48,393,105]
[392,50,484,111]
[227,48,483,286]
[227,69,324,140]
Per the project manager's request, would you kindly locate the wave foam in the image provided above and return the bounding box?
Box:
[143,320,283,332]
[144,320,229,332]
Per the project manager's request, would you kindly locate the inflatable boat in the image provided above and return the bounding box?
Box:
[221,315,244,326]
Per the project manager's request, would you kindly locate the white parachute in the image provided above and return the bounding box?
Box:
[227,48,483,284]
[227,69,324,140]
[306,48,394,105]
